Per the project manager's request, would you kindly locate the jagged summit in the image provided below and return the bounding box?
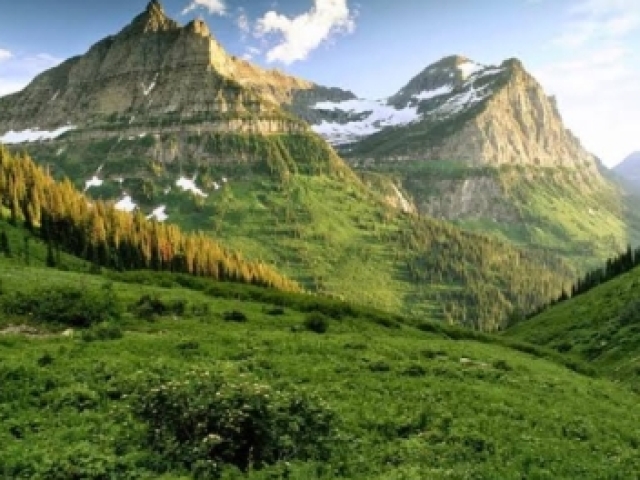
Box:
[120,0,179,35]
[0,0,358,138]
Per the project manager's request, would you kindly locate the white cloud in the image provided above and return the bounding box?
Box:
[255,0,356,65]
[536,44,640,166]
[554,0,640,47]
[182,0,226,16]
[0,48,12,62]
[539,0,640,165]
[242,46,262,61]
[0,52,63,98]
[236,12,250,34]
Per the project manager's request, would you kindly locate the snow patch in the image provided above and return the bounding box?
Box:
[433,83,492,116]
[0,126,76,144]
[458,61,484,80]
[176,176,208,197]
[141,73,159,96]
[114,195,137,212]
[84,176,104,191]
[147,205,168,222]
[311,98,420,145]
[414,85,453,101]
[50,90,60,102]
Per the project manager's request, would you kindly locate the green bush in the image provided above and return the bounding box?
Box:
[131,294,187,320]
[131,370,337,478]
[223,310,248,322]
[0,284,121,328]
[81,323,124,342]
[304,312,329,334]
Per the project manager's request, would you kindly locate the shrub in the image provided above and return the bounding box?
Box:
[402,364,427,377]
[264,306,285,316]
[492,359,512,371]
[619,299,640,326]
[131,370,337,478]
[131,294,187,320]
[81,323,124,342]
[223,310,248,322]
[304,312,329,334]
[368,360,391,373]
[1,285,121,328]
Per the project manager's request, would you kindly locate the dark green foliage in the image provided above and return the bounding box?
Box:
[37,352,54,367]
[304,312,329,333]
[368,360,391,372]
[130,294,187,320]
[222,310,248,322]
[1,285,121,327]
[264,306,285,316]
[0,229,10,257]
[618,299,640,326]
[81,323,124,342]
[131,370,337,478]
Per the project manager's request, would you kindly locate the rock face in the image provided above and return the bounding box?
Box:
[300,54,638,268]
[0,1,354,139]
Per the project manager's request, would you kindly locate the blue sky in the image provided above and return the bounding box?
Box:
[0,0,638,166]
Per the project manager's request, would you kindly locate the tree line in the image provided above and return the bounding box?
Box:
[523,245,639,320]
[0,146,299,292]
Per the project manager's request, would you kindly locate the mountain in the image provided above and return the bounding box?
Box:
[0,3,579,330]
[303,55,640,269]
[613,151,640,190]
[0,1,354,145]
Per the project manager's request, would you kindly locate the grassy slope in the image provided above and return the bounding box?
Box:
[505,264,640,381]
[11,139,572,329]
[1,260,640,479]
[357,161,639,272]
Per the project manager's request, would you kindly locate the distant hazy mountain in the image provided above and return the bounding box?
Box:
[613,152,640,189]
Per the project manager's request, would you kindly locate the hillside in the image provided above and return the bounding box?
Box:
[305,55,640,270]
[506,260,640,382]
[0,3,578,330]
[2,249,640,478]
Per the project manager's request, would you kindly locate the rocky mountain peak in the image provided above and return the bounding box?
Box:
[120,0,179,35]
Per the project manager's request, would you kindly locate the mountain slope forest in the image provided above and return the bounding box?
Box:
[1,144,573,330]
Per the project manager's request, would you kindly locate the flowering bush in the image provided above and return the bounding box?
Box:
[131,370,337,478]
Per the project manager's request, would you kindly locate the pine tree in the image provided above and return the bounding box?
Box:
[0,230,10,257]
[46,241,56,267]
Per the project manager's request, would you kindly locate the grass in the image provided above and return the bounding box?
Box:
[5,141,573,330]
[1,261,640,478]
[359,162,640,273]
[505,263,640,382]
